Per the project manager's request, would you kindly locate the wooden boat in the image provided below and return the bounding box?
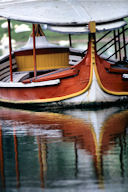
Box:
[0,0,128,106]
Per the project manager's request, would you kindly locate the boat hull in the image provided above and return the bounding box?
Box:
[0,40,128,106]
[0,69,127,106]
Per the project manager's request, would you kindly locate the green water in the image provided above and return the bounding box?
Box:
[0,106,128,192]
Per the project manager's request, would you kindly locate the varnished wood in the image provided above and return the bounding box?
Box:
[0,45,91,102]
[95,54,128,92]
[32,24,37,78]
[14,47,69,56]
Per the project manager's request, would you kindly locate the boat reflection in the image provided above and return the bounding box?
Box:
[0,107,128,190]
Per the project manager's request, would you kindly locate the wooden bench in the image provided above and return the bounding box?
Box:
[0,53,17,81]
[104,60,128,74]
[2,71,30,82]
[69,48,84,65]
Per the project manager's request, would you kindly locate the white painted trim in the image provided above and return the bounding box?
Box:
[0,79,60,88]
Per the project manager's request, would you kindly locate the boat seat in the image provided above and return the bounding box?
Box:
[122,73,128,80]
[69,55,82,65]
[108,66,128,74]
[69,48,83,65]
[22,67,79,84]
[0,54,17,81]
[104,61,128,74]
[2,72,30,82]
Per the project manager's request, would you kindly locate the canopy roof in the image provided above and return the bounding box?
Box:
[0,0,128,26]
[47,20,127,34]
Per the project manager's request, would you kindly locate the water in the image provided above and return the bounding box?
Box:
[0,106,128,192]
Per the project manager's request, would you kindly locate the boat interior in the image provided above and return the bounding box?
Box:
[0,46,84,83]
[0,21,128,84]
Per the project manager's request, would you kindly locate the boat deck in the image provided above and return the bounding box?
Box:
[0,47,84,83]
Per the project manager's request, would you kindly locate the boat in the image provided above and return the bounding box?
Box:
[0,0,128,107]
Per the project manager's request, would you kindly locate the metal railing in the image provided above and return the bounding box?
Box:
[96,26,128,61]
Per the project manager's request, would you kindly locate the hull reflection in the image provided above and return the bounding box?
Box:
[0,107,128,190]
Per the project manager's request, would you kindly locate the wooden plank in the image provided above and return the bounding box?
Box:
[0,65,17,80]
[1,74,10,82]
[2,72,30,82]
[69,55,82,65]
[0,56,17,81]
[0,72,10,81]
[0,58,16,70]
[13,72,29,82]
[15,47,69,56]
[0,65,17,76]
[69,55,82,61]
[69,60,80,65]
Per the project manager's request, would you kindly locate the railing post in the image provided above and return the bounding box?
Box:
[32,24,37,79]
[8,19,13,82]
[122,26,127,60]
[69,34,72,47]
[113,30,118,60]
[118,29,121,61]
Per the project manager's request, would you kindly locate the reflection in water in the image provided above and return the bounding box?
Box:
[0,107,128,191]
